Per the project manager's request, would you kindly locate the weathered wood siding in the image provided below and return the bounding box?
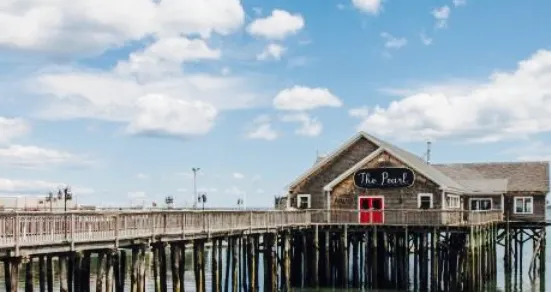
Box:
[331,151,442,210]
[289,137,379,209]
[504,192,546,222]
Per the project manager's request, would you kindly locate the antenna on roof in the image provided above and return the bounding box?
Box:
[426,140,432,164]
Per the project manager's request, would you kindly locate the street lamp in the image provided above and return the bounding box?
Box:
[198,192,207,231]
[45,192,56,211]
[165,196,174,209]
[192,167,200,209]
[237,198,244,209]
[58,186,72,240]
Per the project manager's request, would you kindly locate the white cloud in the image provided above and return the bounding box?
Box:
[453,0,467,7]
[352,0,383,14]
[0,0,245,54]
[247,10,305,40]
[115,37,221,79]
[349,49,551,143]
[0,177,94,195]
[257,44,286,61]
[125,94,218,137]
[233,172,245,179]
[432,6,451,29]
[0,144,92,169]
[0,117,30,145]
[273,86,343,111]
[380,32,407,49]
[281,113,323,137]
[349,106,370,118]
[420,33,433,45]
[28,37,261,139]
[247,115,279,141]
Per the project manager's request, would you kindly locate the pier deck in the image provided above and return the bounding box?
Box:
[1,209,504,256]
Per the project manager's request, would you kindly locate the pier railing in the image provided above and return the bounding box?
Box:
[0,209,503,250]
[310,209,503,226]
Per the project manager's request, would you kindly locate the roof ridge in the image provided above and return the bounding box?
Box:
[434,161,550,166]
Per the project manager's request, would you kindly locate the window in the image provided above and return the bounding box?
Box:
[296,194,311,209]
[514,197,533,214]
[470,198,492,211]
[418,193,433,209]
[447,195,461,209]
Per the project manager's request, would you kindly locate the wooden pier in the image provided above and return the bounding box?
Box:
[0,209,547,291]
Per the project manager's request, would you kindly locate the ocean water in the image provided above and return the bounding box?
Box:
[2,212,549,291]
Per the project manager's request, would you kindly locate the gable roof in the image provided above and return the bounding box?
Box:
[323,148,385,191]
[320,132,466,192]
[434,162,550,193]
[287,132,368,190]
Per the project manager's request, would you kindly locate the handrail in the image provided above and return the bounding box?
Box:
[0,209,503,253]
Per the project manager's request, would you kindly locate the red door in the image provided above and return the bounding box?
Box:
[371,197,384,224]
[358,197,384,224]
[359,197,371,223]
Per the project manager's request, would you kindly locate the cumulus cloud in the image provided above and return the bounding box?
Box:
[257,44,286,61]
[351,0,383,14]
[126,94,218,137]
[432,6,451,29]
[0,145,93,169]
[281,113,323,137]
[0,0,245,55]
[381,32,407,49]
[273,86,342,111]
[247,115,279,141]
[420,33,433,45]
[28,37,262,139]
[349,49,551,143]
[0,117,30,145]
[247,10,305,40]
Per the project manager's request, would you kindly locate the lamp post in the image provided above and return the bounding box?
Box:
[237,198,244,210]
[45,192,56,211]
[198,192,207,231]
[165,196,174,209]
[192,167,200,209]
[58,186,72,240]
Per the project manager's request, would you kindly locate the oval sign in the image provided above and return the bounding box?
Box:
[353,167,415,189]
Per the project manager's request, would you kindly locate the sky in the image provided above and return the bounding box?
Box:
[1,0,551,208]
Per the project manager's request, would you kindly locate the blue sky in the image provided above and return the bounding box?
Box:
[1,0,550,208]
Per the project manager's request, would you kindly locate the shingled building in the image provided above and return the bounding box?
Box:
[284,132,549,224]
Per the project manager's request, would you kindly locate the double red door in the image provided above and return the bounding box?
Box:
[359,197,384,224]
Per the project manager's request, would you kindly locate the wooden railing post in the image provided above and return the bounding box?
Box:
[71,213,75,244]
[15,212,20,256]
[249,212,253,233]
[114,214,119,248]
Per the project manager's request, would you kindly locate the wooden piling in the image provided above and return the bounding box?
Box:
[59,255,68,292]
[106,251,114,292]
[211,239,220,292]
[131,248,139,292]
[171,243,182,292]
[97,251,106,292]
[47,256,54,292]
[232,237,238,292]
[179,243,186,292]
[194,240,206,292]
[38,256,46,292]
[25,258,33,292]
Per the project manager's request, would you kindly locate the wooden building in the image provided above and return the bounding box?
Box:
[285,131,549,224]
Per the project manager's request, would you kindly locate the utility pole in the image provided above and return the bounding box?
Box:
[192,167,200,209]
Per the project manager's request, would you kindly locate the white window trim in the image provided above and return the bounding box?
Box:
[418,193,433,209]
[296,194,311,209]
[468,198,493,211]
[513,196,534,215]
[446,194,461,209]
